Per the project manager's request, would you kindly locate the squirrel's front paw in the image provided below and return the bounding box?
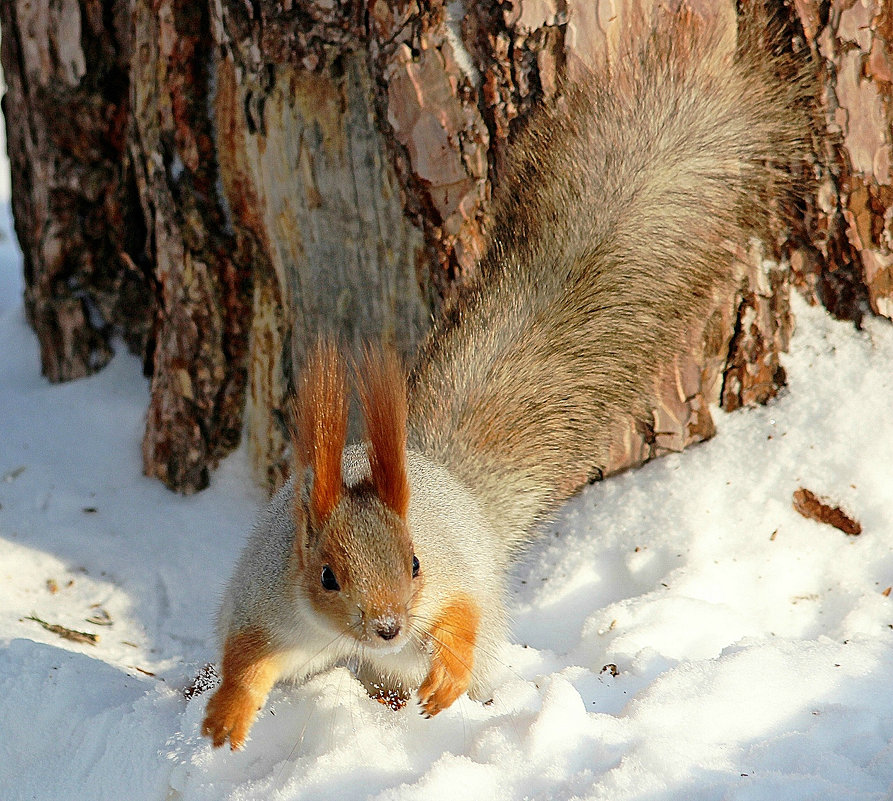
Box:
[201,682,261,750]
[418,595,480,717]
[202,628,281,750]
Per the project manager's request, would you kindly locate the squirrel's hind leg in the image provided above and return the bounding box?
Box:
[202,627,283,750]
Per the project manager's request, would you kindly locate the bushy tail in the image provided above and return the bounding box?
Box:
[407,7,811,548]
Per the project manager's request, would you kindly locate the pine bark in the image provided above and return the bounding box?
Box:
[1,0,890,494]
[0,0,153,381]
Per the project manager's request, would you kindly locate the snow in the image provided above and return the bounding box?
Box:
[2,201,893,798]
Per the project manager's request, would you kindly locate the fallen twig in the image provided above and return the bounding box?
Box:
[25,615,99,646]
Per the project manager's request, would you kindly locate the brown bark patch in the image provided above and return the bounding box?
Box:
[792,487,862,536]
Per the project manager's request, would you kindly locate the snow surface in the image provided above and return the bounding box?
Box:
[1,194,893,799]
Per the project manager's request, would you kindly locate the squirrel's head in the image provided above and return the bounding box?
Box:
[289,341,420,651]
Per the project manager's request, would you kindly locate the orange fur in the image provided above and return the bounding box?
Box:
[202,628,282,750]
[292,340,349,523]
[357,346,410,519]
[418,595,480,716]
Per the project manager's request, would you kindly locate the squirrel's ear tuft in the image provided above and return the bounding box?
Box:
[357,345,410,519]
[291,339,349,525]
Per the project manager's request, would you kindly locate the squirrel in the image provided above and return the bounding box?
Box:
[202,6,808,749]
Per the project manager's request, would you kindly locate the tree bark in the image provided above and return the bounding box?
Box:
[212,5,434,488]
[0,0,153,382]
[1,0,890,494]
[791,0,893,324]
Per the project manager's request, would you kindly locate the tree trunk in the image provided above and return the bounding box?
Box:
[1,0,890,494]
[0,0,154,381]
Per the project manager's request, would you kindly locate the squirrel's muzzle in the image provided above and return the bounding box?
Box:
[363,609,406,648]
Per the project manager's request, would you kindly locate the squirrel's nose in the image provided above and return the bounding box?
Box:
[376,622,401,641]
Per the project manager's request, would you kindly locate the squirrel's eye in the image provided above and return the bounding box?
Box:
[321,565,340,592]
[412,554,420,578]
